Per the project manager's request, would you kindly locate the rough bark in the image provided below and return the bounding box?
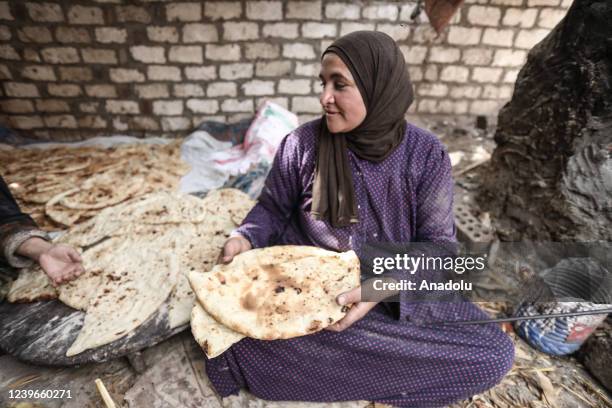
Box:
[479,0,612,241]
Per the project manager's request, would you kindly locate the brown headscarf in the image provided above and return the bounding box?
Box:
[311,31,414,228]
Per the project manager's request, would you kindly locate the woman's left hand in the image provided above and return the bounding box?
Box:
[326,286,377,332]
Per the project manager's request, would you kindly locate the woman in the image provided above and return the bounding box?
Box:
[0,175,84,285]
[210,31,514,407]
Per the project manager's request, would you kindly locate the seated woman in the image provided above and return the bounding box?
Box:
[0,175,83,285]
[212,31,514,407]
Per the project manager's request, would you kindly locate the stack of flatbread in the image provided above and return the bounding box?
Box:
[6,188,256,357]
[0,141,189,230]
[188,246,361,358]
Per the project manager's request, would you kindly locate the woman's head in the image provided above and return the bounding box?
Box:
[319,31,414,136]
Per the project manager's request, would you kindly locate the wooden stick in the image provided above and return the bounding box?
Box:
[454,158,490,177]
[95,378,116,408]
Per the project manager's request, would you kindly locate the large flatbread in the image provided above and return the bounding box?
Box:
[65,236,180,356]
[190,300,244,358]
[189,246,361,340]
[7,265,57,303]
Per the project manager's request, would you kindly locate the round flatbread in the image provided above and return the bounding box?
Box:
[188,246,361,340]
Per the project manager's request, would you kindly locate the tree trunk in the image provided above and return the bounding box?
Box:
[478,0,612,241]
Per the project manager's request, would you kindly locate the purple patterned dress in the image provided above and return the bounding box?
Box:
[205,119,514,407]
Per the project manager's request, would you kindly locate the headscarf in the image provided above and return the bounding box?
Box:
[311,31,414,228]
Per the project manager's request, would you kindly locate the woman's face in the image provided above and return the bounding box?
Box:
[319,53,367,134]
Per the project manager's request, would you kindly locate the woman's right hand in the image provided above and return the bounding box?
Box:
[218,235,252,264]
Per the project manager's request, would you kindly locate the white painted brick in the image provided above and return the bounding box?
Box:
[21,65,56,81]
[0,45,18,60]
[283,43,315,59]
[59,67,92,81]
[185,65,216,80]
[223,22,258,41]
[184,23,218,42]
[325,3,360,20]
[295,62,318,77]
[130,116,159,131]
[9,115,44,129]
[0,64,11,79]
[135,84,169,99]
[278,79,311,94]
[467,6,501,26]
[131,46,166,63]
[528,0,559,5]
[68,6,104,24]
[560,0,572,6]
[204,2,242,20]
[116,6,151,24]
[470,100,502,115]
[161,117,191,131]
[80,102,99,113]
[376,24,410,41]
[400,46,428,64]
[263,23,299,39]
[220,63,253,80]
[472,67,503,83]
[207,82,237,97]
[110,68,145,83]
[221,98,254,112]
[515,29,549,49]
[0,2,13,20]
[18,27,53,43]
[256,97,289,110]
[78,115,107,129]
[482,84,513,99]
[48,84,81,97]
[244,43,280,60]
[113,117,128,131]
[153,100,183,115]
[490,0,523,5]
[399,3,421,22]
[407,66,423,81]
[538,8,566,29]
[321,39,333,53]
[45,115,77,128]
[436,100,467,114]
[192,115,226,126]
[23,49,41,62]
[106,100,139,114]
[502,8,537,28]
[36,99,70,112]
[418,83,448,97]
[206,44,240,61]
[429,47,460,63]
[1,99,34,113]
[504,69,520,83]
[186,99,219,113]
[174,84,204,97]
[246,1,282,20]
[166,3,202,22]
[462,48,493,65]
[147,26,179,43]
[418,99,437,114]
[424,65,438,81]
[362,5,398,21]
[81,48,117,64]
[447,26,482,45]
[86,84,117,98]
[148,65,181,81]
[482,28,514,47]
[450,85,482,99]
[256,61,292,77]
[287,1,321,20]
[291,96,320,113]
[440,66,470,83]
[492,49,527,67]
[242,80,275,96]
[169,46,203,63]
[340,22,376,37]
[302,22,336,39]
[0,25,10,41]
[26,3,64,22]
[56,27,91,43]
[41,47,80,64]
[411,25,442,44]
[95,27,127,43]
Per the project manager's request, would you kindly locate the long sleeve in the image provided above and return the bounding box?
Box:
[234,133,303,248]
[0,176,49,268]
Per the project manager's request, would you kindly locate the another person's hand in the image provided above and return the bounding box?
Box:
[218,235,252,264]
[39,244,84,286]
[326,286,378,332]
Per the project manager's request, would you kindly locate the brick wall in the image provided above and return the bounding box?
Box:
[0,0,570,141]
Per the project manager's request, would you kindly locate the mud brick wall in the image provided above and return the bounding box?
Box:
[0,0,571,141]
